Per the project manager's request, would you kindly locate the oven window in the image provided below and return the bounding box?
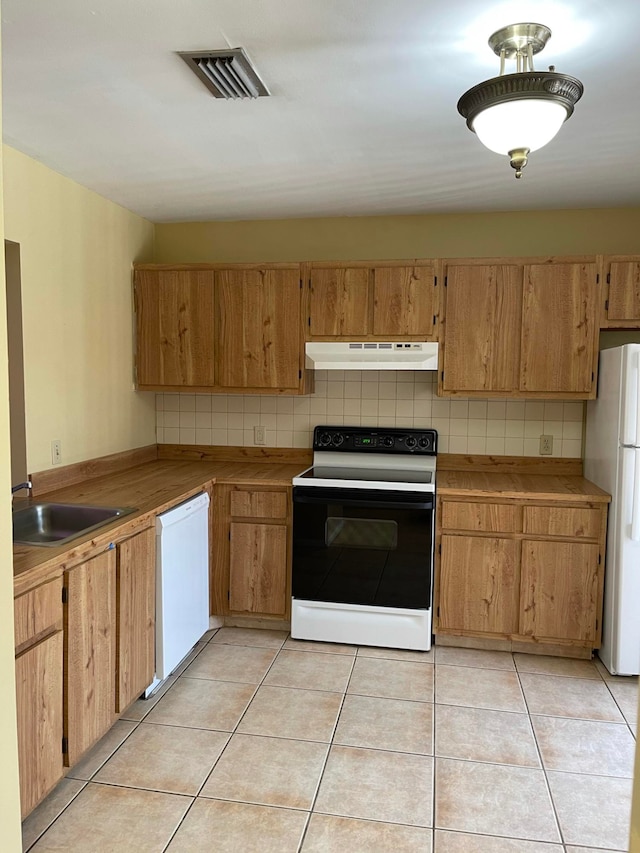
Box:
[326,517,398,550]
[293,492,433,610]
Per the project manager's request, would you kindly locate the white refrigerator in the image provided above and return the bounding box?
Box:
[585,344,640,675]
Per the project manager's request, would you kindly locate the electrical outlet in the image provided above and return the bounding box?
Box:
[539,435,553,455]
[254,425,266,445]
[51,440,62,465]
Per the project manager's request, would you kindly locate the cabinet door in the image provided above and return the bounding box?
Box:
[372,265,435,337]
[116,527,156,713]
[441,264,522,393]
[309,267,370,337]
[607,259,640,323]
[15,632,63,818]
[520,262,598,394]
[520,540,600,643]
[439,535,520,635]
[229,522,288,616]
[135,269,216,387]
[217,268,302,389]
[65,550,117,766]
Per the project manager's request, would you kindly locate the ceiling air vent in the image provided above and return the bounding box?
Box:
[178,48,269,99]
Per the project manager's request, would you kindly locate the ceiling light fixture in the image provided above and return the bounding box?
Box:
[457,22,583,178]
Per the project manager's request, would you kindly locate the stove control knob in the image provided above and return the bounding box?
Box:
[418,436,431,450]
[382,435,395,448]
[318,432,332,447]
[405,435,417,449]
[332,432,345,447]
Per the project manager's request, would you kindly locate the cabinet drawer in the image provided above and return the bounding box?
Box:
[523,506,601,539]
[441,501,520,533]
[230,489,288,519]
[14,578,63,651]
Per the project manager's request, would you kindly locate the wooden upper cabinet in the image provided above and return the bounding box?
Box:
[372,265,436,337]
[135,263,306,393]
[603,256,640,327]
[440,257,599,398]
[307,260,437,340]
[441,263,522,393]
[309,267,370,337]
[135,269,216,387]
[519,262,599,395]
[216,267,302,390]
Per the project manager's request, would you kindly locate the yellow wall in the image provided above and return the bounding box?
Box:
[154,207,640,263]
[3,146,156,473]
[0,20,27,851]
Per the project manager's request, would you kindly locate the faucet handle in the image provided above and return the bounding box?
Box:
[11,481,32,495]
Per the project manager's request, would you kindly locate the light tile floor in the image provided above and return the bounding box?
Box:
[23,629,638,853]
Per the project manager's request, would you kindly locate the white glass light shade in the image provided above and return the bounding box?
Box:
[472,99,568,155]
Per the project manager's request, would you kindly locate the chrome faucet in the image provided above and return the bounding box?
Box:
[11,481,32,495]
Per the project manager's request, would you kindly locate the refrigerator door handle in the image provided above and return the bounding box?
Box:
[632,448,640,541]
[636,351,640,447]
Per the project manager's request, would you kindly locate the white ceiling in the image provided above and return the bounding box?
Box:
[2,0,639,222]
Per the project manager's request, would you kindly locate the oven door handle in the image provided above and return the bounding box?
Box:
[293,493,434,511]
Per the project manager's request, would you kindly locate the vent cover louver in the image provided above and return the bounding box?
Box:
[178,48,269,99]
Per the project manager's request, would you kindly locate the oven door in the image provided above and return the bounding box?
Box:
[292,485,434,610]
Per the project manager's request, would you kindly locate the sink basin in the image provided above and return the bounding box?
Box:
[13,503,136,547]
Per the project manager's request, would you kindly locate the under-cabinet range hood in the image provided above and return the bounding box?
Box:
[305,342,439,371]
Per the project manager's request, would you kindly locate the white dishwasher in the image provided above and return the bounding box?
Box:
[148,491,210,694]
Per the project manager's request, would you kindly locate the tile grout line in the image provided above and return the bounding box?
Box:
[432,650,437,845]
[515,660,566,848]
[22,779,89,853]
[601,675,638,737]
[158,631,292,849]
[296,649,358,851]
[23,633,221,850]
[193,633,290,796]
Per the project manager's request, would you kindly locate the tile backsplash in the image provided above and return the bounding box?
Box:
[155,371,584,457]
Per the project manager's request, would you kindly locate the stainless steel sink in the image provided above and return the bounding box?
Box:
[12,503,136,547]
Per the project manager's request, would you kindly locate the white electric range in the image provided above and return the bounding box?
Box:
[291,425,437,651]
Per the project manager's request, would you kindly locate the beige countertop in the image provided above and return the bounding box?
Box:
[13,458,304,593]
[13,451,611,595]
[437,469,611,503]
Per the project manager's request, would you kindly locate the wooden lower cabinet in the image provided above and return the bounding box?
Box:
[16,521,159,818]
[439,535,519,635]
[520,539,601,643]
[215,483,292,621]
[15,631,64,818]
[64,549,118,766]
[229,522,288,616]
[116,526,156,712]
[436,497,607,650]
